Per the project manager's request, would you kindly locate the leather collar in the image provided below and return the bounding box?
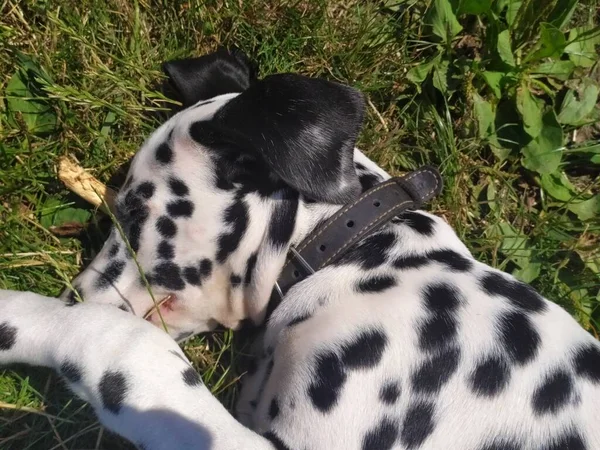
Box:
[273,166,443,300]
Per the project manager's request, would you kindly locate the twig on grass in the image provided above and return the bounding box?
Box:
[57,156,117,214]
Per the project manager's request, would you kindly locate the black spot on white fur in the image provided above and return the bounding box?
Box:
[155,142,173,164]
[108,242,120,258]
[99,371,128,414]
[497,310,540,365]
[573,343,600,383]
[199,259,213,278]
[539,430,587,450]
[60,361,82,383]
[469,355,511,397]
[0,322,18,350]
[182,367,202,386]
[152,261,185,290]
[336,232,396,270]
[399,211,436,236]
[481,272,547,313]
[167,199,194,218]
[269,398,279,420]
[157,241,175,259]
[136,181,155,199]
[308,351,346,412]
[216,196,249,263]
[120,191,149,226]
[341,328,388,369]
[184,259,213,286]
[418,283,462,352]
[393,249,472,272]
[183,266,201,286]
[401,400,435,449]
[428,249,472,272]
[412,346,461,394]
[230,274,242,288]
[361,417,398,450]
[379,381,401,405]
[168,177,189,196]
[392,253,429,271]
[156,216,177,238]
[244,252,258,285]
[532,369,573,415]
[263,431,291,450]
[477,439,521,450]
[95,260,126,290]
[128,222,142,254]
[356,275,396,293]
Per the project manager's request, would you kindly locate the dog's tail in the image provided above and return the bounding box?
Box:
[0,290,276,450]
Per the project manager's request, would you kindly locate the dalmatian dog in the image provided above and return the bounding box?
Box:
[1,49,599,450]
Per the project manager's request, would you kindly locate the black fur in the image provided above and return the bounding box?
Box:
[163,48,255,107]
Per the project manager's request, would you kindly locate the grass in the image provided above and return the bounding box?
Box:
[1,0,599,448]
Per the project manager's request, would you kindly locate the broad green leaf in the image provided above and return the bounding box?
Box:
[530,60,575,81]
[493,0,508,14]
[481,71,503,98]
[472,92,494,139]
[432,59,450,94]
[490,139,513,161]
[557,82,600,126]
[497,222,528,258]
[14,51,54,85]
[569,195,600,221]
[526,23,566,62]
[53,206,92,227]
[497,30,515,67]
[513,263,541,283]
[521,110,563,174]
[427,0,463,43]
[40,198,63,229]
[457,0,492,15]
[495,221,540,282]
[5,70,57,134]
[40,197,92,229]
[516,86,544,137]
[506,0,522,26]
[539,172,577,202]
[565,26,600,68]
[407,54,441,85]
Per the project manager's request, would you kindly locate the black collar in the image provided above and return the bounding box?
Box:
[272,166,443,301]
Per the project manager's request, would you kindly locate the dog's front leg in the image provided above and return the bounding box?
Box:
[0,290,276,450]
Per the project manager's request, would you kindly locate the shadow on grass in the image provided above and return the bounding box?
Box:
[0,366,134,449]
[0,366,220,449]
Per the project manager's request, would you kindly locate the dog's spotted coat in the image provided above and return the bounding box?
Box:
[1,51,599,450]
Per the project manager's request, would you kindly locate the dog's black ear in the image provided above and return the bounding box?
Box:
[162,48,255,107]
[205,74,364,204]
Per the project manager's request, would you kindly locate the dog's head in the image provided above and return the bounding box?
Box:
[63,49,367,340]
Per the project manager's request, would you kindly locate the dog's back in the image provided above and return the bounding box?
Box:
[236,211,600,450]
